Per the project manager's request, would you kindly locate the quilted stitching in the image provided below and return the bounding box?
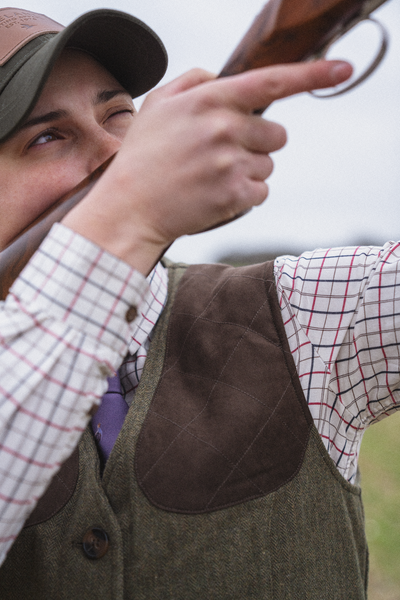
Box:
[136,262,312,513]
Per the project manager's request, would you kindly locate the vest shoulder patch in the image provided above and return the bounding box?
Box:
[135,262,312,513]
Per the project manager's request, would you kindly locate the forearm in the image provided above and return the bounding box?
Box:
[0,223,148,564]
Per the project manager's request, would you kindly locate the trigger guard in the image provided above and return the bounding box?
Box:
[310,16,389,98]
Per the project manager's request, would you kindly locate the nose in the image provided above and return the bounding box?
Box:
[83,126,123,175]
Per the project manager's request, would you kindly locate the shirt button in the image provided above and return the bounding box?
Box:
[125,306,137,323]
[82,527,109,559]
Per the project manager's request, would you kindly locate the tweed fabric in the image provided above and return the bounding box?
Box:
[0,262,368,599]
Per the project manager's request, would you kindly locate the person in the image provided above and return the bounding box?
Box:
[0,5,397,599]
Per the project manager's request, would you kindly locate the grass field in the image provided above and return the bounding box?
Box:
[359,411,400,600]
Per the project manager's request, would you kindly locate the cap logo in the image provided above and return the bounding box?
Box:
[0,7,63,66]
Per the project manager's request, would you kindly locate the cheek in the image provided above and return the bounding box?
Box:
[0,182,55,249]
[105,112,135,142]
[0,162,87,248]
[19,170,74,217]
[25,157,91,207]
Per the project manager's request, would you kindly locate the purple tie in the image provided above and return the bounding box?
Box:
[91,372,128,465]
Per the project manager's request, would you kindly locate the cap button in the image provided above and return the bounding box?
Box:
[82,527,109,559]
[125,306,137,323]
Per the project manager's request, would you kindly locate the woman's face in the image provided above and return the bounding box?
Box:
[0,48,135,248]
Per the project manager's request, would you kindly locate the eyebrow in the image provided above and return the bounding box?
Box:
[95,89,131,104]
[20,110,68,130]
[20,89,131,131]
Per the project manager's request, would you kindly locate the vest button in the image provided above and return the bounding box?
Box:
[82,527,109,559]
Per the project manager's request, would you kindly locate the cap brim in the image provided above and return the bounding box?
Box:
[0,9,168,141]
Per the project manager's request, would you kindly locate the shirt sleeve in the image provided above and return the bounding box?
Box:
[0,223,149,564]
[274,242,400,483]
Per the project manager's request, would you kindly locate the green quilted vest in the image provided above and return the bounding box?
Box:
[0,261,368,599]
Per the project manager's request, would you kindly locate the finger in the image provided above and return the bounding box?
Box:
[248,152,274,182]
[211,60,353,112]
[229,162,271,208]
[242,118,287,153]
[243,179,270,207]
[253,180,269,205]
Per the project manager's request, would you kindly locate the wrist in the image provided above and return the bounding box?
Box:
[61,199,169,277]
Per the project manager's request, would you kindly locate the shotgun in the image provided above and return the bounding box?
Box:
[0,0,390,300]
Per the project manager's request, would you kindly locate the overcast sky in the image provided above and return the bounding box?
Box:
[17,0,400,262]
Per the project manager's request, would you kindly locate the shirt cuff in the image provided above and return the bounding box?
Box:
[9,223,149,355]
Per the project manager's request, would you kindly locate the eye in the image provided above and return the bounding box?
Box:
[30,129,61,147]
[107,108,134,121]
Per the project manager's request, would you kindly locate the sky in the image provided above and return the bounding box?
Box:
[14,0,400,263]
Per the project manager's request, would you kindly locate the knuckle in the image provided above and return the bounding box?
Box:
[187,67,215,81]
[264,73,286,99]
[210,113,238,142]
[215,150,236,173]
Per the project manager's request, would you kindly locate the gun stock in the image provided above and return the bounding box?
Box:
[219,0,387,77]
[0,0,389,300]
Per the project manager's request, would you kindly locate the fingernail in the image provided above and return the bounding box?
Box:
[331,62,353,85]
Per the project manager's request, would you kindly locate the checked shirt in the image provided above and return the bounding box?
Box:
[0,225,399,565]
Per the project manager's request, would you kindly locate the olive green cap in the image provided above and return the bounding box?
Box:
[0,7,168,142]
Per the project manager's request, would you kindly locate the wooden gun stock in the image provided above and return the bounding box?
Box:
[0,0,389,300]
[219,0,386,77]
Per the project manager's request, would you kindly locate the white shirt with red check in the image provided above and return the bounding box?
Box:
[0,224,399,565]
[275,242,400,483]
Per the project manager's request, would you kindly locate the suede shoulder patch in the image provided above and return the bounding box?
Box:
[135,261,312,513]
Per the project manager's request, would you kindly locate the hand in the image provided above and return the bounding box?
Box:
[63,60,352,274]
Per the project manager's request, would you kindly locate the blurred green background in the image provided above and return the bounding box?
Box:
[360,411,400,600]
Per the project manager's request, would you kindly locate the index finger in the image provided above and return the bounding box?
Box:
[212,60,353,112]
